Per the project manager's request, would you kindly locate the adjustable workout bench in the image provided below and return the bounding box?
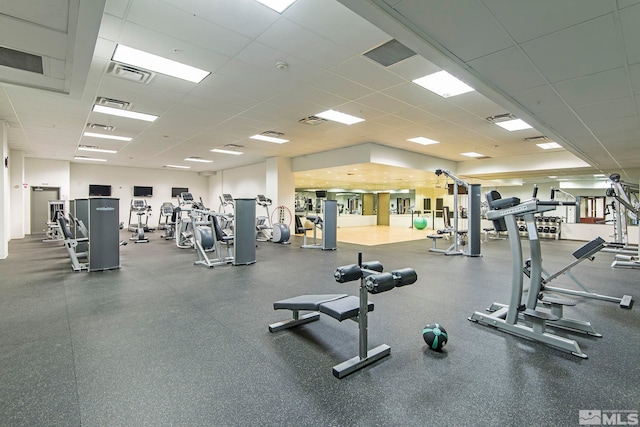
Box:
[269,253,417,378]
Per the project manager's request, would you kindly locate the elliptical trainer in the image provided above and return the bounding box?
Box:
[256,194,291,244]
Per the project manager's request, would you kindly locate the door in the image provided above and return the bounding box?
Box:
[377,192,390,225]
[30,187,59,234]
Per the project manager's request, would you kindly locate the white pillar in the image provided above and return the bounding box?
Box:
[0,121,9,258]
[9,150,25,239]
[265,157,295,222]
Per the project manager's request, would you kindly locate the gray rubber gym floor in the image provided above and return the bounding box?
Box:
[1,231,638,426]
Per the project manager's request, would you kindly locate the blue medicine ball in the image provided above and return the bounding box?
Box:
[422,323,448,351]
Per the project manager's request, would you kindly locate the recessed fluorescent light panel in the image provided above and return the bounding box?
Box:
[407,136,439,145]
[495,119,532,131]
[184,157,213,163]
[593,174,606,177]
[74,156,106,162]
[412,70,474,98]
[536,142,562,149]
[211,148,243,155]
[93,105,158,122]
[254,0,297,13]
[249,134,289,144]
[112,45,210,83]
[315,109,365,125]
[78,146,117,154]
[83,132,132,142]
[164,164,191,169]
[461,152,484,158]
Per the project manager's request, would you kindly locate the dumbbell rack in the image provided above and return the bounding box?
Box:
[516,215,561,240]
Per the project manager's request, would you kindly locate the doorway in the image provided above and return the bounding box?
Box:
[30,187,60,234]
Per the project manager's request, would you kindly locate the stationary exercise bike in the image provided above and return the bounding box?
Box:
[255,194,291,244]
[129,199,152,243]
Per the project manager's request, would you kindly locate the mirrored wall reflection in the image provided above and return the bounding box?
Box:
[294,189,418,216]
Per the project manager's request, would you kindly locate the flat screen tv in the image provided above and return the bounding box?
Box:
[315,190,327,198]
[89,184,112,197]
[171,187,189,198]
[133,186,153,197]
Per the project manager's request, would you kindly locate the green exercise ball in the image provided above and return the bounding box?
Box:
[413,216,428,230]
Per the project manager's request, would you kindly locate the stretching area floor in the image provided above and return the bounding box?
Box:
[1,229,638,426]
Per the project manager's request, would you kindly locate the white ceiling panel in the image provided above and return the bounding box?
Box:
[553,67,632,107]
[468,47,547,93]
[620,3,640,65]
[356,92,410,114]
[510,85,567,114]
[574,97,636,124]
[309,72,371,100]
[520,14,624,83]
[257,18,354,69]
[330,56,405,91]
[104,0,130,18]
[382,82,442,107]
[482,0,611,44]
[233,41,325,83]
[390,0,514,62]
[285,0,390,54]
[386,54,440,81]
[167,0,277,40]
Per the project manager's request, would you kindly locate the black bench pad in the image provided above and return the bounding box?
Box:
[318,296,374,321]
[274,294,347,311]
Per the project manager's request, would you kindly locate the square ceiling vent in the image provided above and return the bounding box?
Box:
[364,39,416,67]
[108,62,155,84]
[95,97,131,110]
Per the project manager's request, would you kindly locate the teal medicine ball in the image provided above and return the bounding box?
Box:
[413,216,427,230]
[422,323,448,351]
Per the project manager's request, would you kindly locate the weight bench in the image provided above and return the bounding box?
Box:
[269,255,417,378]
[269,294,374,332]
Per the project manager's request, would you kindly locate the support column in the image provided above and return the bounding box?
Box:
[265,157,295,221]
[0,121,9,259]
[9,150,25,239]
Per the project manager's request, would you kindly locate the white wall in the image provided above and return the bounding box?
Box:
[217,163,266,199]
[70,163,209,223]
[24,158,71,234]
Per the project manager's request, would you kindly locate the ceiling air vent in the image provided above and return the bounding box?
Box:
[224,144,244,148]
[260,131,285,138]
[524,135,549,143]
[0,46,43,74]
[107,62,155,84]
[299,116,327,125]
[86,123,115,131]
[95,97,131,110]
[363,39,416,67]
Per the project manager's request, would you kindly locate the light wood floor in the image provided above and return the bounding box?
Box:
[303,225,432,246]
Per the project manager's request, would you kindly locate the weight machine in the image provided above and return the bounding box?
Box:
[606,174,640,268]
[428,169,481,256]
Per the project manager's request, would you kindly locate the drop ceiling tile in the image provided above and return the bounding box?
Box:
[386,54,440,81]
[520,14,624,83]
[620,3,640,65]
[574,97,636,124]
[286,0,390,54]
[117,22,231,73]
[309,71,371,100]
[281,83,349,108]
[618,0,640,8]
[511,85,567,113]
[235,41,325,83]
[482,0,611,44]
[98,13,122,42]
[331,56,405,91]
[397,107,442,125]
[382,82,442,106]
[257,18,354,68]
[166,0,276,39]
[126,0,251,59]
[357,92,410,114]
[630,63,640,94]
[468,47,547,92]
[420,99,468,119]
[553,67,630,107]
[215,59,298,96]
[104,0,129,18]
[447,91,504,118]
[391,0,514,62]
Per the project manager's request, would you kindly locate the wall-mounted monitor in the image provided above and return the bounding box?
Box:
[315,190,327,198]
[133,186,153,197]
[171,187,189,198]
[89,184,112,197]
